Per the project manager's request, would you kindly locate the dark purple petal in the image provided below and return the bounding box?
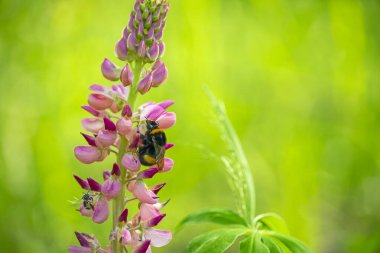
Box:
[145,214,166,227]
[81,106,100,117]
[75,232,92,248]
[150,183,166,194]
[138,168,159,179]
[87,178,102,192]
[134,240,151,253]
[164,143,174,150]
[118,208,129,223]
[73,175,91,190]
[92,197,110,224]
[111,163,121,176]
[103,117,116,132]
[81,133,97,147]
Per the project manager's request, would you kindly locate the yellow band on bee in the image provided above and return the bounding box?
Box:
[143,155,157,164]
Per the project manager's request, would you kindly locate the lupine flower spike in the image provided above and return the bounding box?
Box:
[70,1,174,253]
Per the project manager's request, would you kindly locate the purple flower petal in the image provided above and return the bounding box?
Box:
[68,246,92,253]
[103,117,117,132]
[92,197,110,224]
[74,146,101,164]
[138,168,159,179]
[134,240,151,253]
[101,178,121,200]
[81,133,97,147]
[75,232,92,248]
[118,208,129,223]
[158,100,174,109]
[87,178,102,192]
[73,175,90,190]
[144,229,172,247]
[111,163,121,176]
[81,106,100,117]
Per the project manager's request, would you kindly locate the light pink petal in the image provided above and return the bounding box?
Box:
[101,178,121,200]
[92,197,109,224]
[158,100,174,109]
[89,84,105,92]
[74,146,101,164]
[88,94,113,110]
[117,118,133,135]
[79,203,94,217]
[156,112,176,129]
[81,118,104,134]
[96,130,117,147]
[120,228,132,245]
[151,158,174,172]
[141,104,165,121]
[122,153,141,172]
[144,229,172,247]
[140,203,160,221]
[132,181,158,204]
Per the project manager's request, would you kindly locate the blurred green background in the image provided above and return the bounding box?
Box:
[1,0,380,252]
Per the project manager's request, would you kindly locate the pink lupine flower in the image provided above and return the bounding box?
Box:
[92,197,110,224]
[95,117,117,148]
[138,72,153,94]
[74,146,101,164]
[122,153,141,172]
[156,112,176,129]
[151,61,168,87]
[88,94,114,110]
[138,101,176,129]
[129,180,158,204]
[139,203,161,221]
[120,228,132,245]
[116,118,133,136]
[133,240,151,253]
[102,177,121,200]
[120,64,134,86]
[115,37,128,61]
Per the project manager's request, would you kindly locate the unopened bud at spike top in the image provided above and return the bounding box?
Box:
[115,38,128,61]
[101,58,121,81]
[120,65,134,86]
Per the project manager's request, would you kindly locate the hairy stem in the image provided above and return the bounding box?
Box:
[112,61,144,253]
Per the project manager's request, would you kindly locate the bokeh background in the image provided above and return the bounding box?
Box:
[1,0,380,252]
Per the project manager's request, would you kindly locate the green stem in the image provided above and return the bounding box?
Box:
[112,60,144,253]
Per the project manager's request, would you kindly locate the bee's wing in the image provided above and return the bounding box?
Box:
[152,136,166,170]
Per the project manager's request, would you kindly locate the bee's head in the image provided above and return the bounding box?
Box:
[146,120,159,130]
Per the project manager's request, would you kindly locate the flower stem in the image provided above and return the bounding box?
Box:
[112,60,144,253]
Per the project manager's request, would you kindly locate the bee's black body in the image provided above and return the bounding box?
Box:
[138,120,166,169]
[82,193,94,210]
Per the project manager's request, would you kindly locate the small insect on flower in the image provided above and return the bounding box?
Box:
[82,193,95,210]
[138,120,167,170]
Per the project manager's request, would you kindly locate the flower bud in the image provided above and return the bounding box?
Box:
[151,62,168,87]
[81,118,104,134]
[128,13,135,31]
[156,112,176,129]
[155,25,163,40]
[74,232,92,248]
[103,170,111,180]
[147,40,159,61]
[116,118,133,135]
[127,32,137,51]
[101,58,121,81]
[138,23,144,39]
[115,37,128,61]
[92,197,109,224]
[144,214,166,228]
[122,104,133,118]
[102,178,121,200]
[158,41,165,57]
[120,65,134,86]
[74,146,101,164]
[150,183,166,194]
[138,168,159,179]
[88,94,113,110]
[118,208,129,223]
[138,72,153,94]
[121,153,141,172]
[145,15,152,28]
[165,143,174,150]
[137,40,146,58]
[146,26,155,41]
[111,163,121,176]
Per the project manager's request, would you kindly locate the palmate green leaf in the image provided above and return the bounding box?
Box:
[264,232,314,253]
[262,237,284,253]
[176,209,248,232]
[239,233,269,253]
[254,213,289,235]
[184,228,248,253]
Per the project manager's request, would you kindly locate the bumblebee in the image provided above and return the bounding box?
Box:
[82,193,94,210]
[138,120,166,170]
